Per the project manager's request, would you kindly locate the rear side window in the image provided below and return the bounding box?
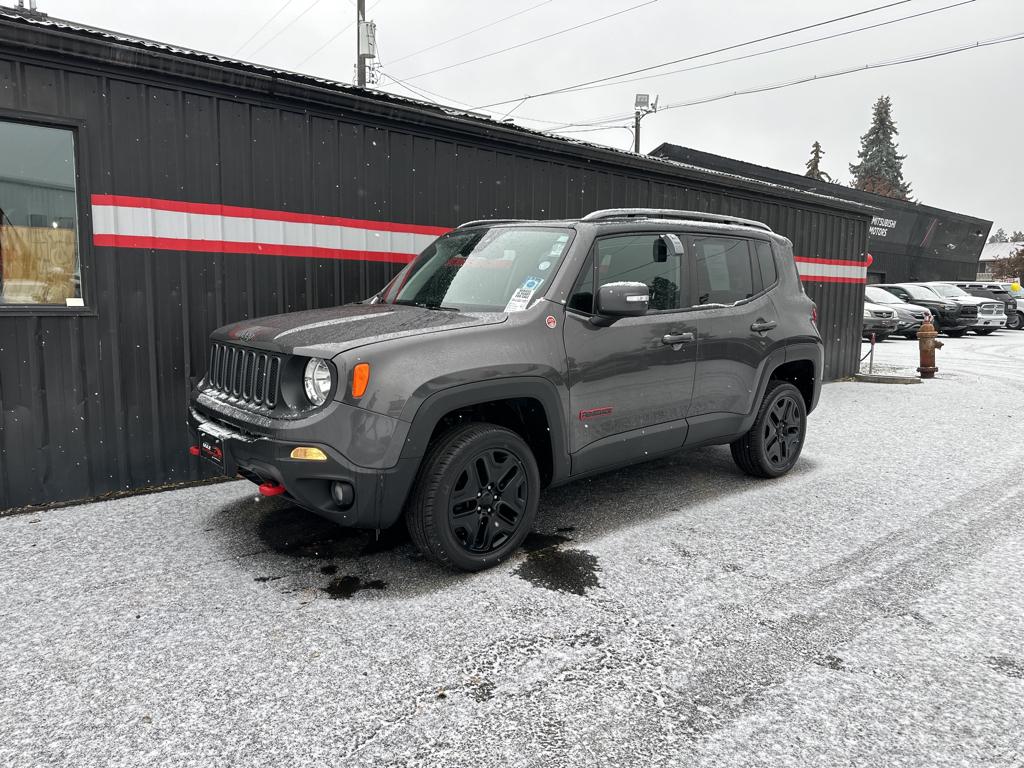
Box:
[693,236,755,306]
[596,234,683,311]
[754,240,778,288]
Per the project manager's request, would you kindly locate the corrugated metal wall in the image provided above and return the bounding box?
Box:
[0,41,869,510]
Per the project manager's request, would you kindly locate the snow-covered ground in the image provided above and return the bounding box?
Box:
[2,331,1023,767]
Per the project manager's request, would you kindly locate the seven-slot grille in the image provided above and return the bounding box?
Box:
[207,343,281,407]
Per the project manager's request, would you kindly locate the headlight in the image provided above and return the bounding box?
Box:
[303,358,333,406]
[863,308,871,318]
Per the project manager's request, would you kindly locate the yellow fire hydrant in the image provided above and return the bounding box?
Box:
[917,317,943,379]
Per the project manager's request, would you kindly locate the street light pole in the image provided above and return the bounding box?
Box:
[633,93,658,154]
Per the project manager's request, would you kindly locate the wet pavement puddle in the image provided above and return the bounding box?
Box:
[514,530,600,596]
[322,575,388,599]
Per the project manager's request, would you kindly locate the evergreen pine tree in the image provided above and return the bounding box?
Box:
[989,228,1009,243]
[849,95,912,199]
[804,141,832,182]
[1011,230,1024,242]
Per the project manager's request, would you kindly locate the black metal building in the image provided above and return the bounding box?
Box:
[0,8,873,511]
[650,144,992,283]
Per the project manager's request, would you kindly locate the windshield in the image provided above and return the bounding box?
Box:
[1001,283,1024,298]
[865,287,900,304]
[379,227,572,313]
[929,283,968,298]
[899,284,940,301]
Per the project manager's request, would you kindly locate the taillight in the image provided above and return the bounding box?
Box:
[811,304,818,327]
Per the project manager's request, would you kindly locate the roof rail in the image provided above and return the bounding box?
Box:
[581,208,773,233]
[455,218,535,229]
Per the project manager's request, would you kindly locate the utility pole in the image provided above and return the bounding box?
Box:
[633,93,658,154]
[355,0,377,88]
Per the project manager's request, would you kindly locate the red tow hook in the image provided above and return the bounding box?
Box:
[188,445,201,456]
[258,482,287,497]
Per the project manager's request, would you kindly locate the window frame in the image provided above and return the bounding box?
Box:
[687,233,777,310]
[0,108,94,317]
[566,231,692,317]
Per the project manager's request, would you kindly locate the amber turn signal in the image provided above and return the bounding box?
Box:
[351,362,370,398]
[290,446,328,461]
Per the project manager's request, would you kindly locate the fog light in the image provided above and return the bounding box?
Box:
[290,446,327,461]
[331,481,355,509]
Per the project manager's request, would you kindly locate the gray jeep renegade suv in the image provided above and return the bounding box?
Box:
[189,209,823,570]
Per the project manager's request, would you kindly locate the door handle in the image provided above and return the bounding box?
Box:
[750,319,777,333]
[662,332,694,345]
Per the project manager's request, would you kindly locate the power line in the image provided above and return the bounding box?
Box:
[248,0,327,58]
[471,0,917,110]
[296,0,383,69]
[540,30,1024,136]
[232,0,301,56]
[541,0,978,99]
[387,0,557,66]
[401,0,660,81]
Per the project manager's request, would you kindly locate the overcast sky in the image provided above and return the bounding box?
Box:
[37,0,1024,232]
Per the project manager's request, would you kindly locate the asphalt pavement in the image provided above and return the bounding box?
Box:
[2,331,1023,767]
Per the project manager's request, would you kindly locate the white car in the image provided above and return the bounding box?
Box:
[919,282,1006,335]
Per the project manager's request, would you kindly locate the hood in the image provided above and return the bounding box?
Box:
[864,301,896,314]
[212,303,507,356]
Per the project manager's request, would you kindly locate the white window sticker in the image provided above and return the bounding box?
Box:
[504,287,535,313]
[538,260,552,271]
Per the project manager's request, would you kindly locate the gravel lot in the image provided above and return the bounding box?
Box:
[2,331,1023,767]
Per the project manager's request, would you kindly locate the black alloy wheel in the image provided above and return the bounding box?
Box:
[731,381,807,479]
[406,423,540,571]
[448,447,529,554]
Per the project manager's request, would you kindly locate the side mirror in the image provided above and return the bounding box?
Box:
[653,233,684,263]
[596,282,649,317]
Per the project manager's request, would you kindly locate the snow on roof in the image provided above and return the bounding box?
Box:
[979,242,1024,262]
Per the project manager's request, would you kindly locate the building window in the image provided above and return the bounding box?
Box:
[0,119,82,307]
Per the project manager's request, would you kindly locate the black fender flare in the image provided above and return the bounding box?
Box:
[399,376,571,485]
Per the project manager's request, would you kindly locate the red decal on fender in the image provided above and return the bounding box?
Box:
[579,406,613,421]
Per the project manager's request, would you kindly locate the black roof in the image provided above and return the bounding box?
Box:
[650,143,991,229]
[0,5,875,217]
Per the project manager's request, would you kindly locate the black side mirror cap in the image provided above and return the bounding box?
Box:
[595,281,650,318]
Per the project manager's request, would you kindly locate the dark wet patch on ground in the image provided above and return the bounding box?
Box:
[515,530,600,596]
[323,575,387,599]
[812,654,846,671]
[520,531,572,552]
[253,575,283,583]
[257,506,408,560]
[319,564,339,576]
[986,655,1024,679]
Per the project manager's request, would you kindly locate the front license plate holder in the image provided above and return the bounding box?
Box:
[198,429,224,468]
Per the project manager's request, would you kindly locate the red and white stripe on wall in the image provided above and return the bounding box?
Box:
[90,194,867,283]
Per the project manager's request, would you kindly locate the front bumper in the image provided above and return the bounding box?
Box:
[895,319,923,335]
[188,406,418,529]
[862,318,899,335]
[973,314,1007,328]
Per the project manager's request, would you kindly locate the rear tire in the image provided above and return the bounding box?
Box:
[406,423,540,571]
[731,381,807,479]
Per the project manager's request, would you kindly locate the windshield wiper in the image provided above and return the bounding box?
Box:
[394,300,460,312]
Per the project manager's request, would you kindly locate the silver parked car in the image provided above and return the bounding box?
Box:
[864,285,932,339]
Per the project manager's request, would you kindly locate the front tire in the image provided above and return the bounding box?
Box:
[731,381,807,479]
[406,423,540,571]
[1009,312,1024,331]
